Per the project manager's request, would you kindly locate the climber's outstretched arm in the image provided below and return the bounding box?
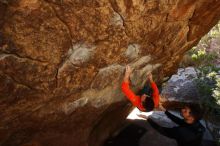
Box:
[165,111,185,125]
[148,118,178,139]
[121,65,137,103]
[147,73,160,107]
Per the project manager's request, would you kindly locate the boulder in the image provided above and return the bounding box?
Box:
[1,0,220,145]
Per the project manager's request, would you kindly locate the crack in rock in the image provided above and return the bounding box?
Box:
[0,51,47,63]
[44,0,73,45]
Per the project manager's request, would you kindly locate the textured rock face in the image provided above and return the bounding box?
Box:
[0,0,220,146]
[161,67,200,108]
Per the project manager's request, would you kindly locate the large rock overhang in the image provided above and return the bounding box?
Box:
[0,0,220,146]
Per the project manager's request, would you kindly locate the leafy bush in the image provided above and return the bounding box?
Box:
[189,21,220,143]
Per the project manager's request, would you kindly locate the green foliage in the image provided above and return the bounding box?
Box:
[192,48,220,144]
[192,49,220,108]
[213,78,220,105]
[189,21,220,142]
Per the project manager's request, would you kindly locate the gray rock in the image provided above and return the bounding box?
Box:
[162,67,200,103]
[91,64,124,89]
[125,44,140,60]
[69,43,95,66]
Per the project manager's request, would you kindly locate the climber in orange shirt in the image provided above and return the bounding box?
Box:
[121,65,160,112]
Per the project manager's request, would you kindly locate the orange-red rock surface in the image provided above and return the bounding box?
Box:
[0,0,220,146]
